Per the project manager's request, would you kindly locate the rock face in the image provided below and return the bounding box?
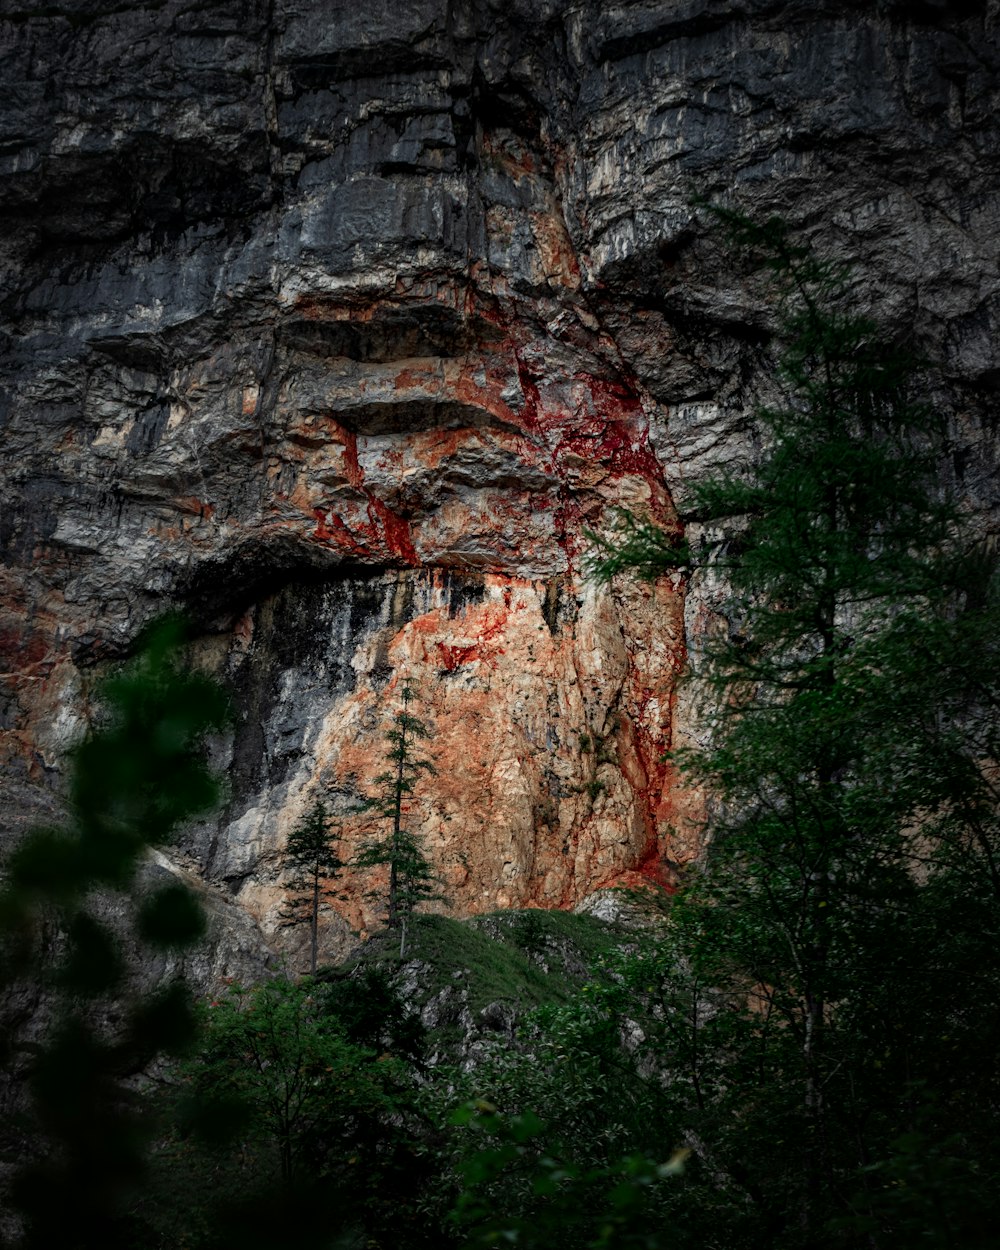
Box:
[1,1,998,970]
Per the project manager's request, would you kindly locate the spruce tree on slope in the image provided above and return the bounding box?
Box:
[280,800,344,975]
[355,679,440,957]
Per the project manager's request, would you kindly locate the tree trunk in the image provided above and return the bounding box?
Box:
[310,863,319,975]
[800,550,838,1238]
[389,707,407,929]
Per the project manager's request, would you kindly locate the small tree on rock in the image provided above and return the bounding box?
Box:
[280,799,344,975]
[355,679,439,956]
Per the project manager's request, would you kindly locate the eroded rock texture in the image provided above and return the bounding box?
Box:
[1,1,998,969]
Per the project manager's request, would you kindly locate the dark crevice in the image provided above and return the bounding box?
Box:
[278,305,502,362]
[329,399,522,438]
[468,64,543,147]
[285,48,451,93]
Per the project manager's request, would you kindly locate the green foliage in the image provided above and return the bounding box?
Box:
[127,945,558,1250]
[447,1102,685,1250]
[319,963,427,1066]
[137,881,208,948]
[438,991,653,1168]
[0,616,229,1249]
[591,207,1000,1245]
[280,800,344,974]
[182,977,406,1186]
[135,974,433,1250]
[355,678,441,953]
[404,914,693,1248]
[587,508,689,584]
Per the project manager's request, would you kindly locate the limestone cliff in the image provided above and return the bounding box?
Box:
[1,0,997,972]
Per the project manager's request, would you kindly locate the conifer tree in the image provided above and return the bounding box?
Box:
[593,209,1000,1245]
[355,679,439,957]
[280,800,343,975]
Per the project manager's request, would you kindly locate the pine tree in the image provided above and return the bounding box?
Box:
[593,209,1000,1245]
[280,799,344,975]
[355,679,439,957]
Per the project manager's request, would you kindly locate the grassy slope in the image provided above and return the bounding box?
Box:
[336,906,641,1051]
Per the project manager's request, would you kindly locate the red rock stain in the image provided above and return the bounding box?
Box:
[309,422,418,564]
